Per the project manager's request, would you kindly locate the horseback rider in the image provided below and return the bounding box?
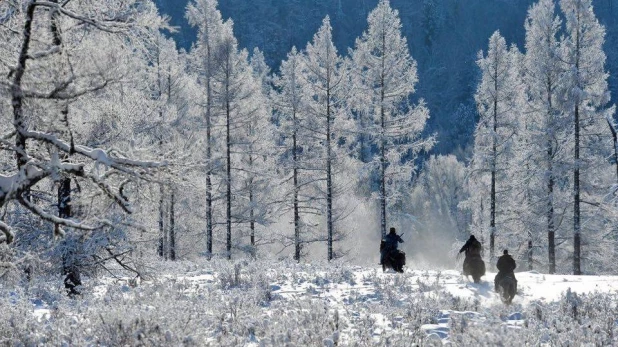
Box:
[458,234,482,257]
[494,249,517,291]
[380,227,403,265]
[458,235,485,282]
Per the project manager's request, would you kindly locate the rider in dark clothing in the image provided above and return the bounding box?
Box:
[381,227,403,264]
[494,249,517,291]
[458,235,485,280]
[459,235,482,257]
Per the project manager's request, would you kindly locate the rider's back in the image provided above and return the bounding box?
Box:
[383,233,400,251]
[465,239,482,257]
[497,254,516,273]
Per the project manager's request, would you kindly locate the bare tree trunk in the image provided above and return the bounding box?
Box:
[58,111,81,295]
[528,239,533,271]
[206,119,213,257]
[573,102,581,275]
[480,199,485,254]
[293,118,301,261]
[156,43,167,259]
[225,72,232,260]
[522,118,534,272]
[490,79,497,266]
[573,25,582,276]
[12,3,35,174]
[50,0,81,294]
[163,200,168,260]
[169,188,176,261]
[545,79,556,274]
[548,141,556,274]
[166,67,175,261]
[326,66,333,262]
[158,185,166,258]
[58,175,74,278]
[205,39,214,258]
[58,178,71,222]
[379,29,387,238]
[248,138,255,252]
[249,170,255,257]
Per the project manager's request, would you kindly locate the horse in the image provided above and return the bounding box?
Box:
[380,240,406,273]
[497,273,517,304]
[463,254,485,283]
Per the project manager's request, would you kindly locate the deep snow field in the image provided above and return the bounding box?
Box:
[2,259,618,346]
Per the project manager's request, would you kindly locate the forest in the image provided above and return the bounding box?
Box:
[0,0,617,284]
[1,0,618,345]
[0,0,618,282]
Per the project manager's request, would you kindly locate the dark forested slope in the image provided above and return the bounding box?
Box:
[155,0,618,156]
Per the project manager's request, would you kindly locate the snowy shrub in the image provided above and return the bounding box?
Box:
[448,292,618,346]
[1,259,617,346]
[0,244,20,285]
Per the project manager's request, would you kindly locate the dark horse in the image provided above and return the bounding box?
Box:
[380,240,405,273]
[463,254,485,283]
[497,274,517,304]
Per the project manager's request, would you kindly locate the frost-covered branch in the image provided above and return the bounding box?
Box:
[0,164,53,206]
[81,171,133,214]
[18,194,98,230]
[21,129,164,171]
[104,247,141,277]
[22,77,109,100]
[34,1,132,33]
[26,45,60,59]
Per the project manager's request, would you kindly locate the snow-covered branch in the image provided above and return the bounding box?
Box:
[18,194,98,230]
[21,129,164,171]
[22,78,109,101]
[34,1,132,33]
[26,45,60,59]
[82,171,133,214]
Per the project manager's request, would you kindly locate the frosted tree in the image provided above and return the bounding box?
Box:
[209,21,270,259]
[559,0,615,274]
[149,36,174,260]
[250,47,272,98]
[188,0,276,259]
[501,43,543,271]
[186,0,226,257]
[274,46,341,261]
[273,47,307,261]
[521,0,568,273]
[350,0,433,238]
[471,31,521,264]
[239,51,275,255]
[505,111,544,271]
[0,0,169,287]
[301,17,349,261]
[145,34,200,261]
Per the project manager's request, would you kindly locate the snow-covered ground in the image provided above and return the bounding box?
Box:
[2,260,618,345]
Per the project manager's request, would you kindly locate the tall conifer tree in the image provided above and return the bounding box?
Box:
[350,0,432,238]
[472,31,521,264]
[559,0,614,274]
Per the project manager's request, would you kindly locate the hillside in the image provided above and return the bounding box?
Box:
[155,0,618,155]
